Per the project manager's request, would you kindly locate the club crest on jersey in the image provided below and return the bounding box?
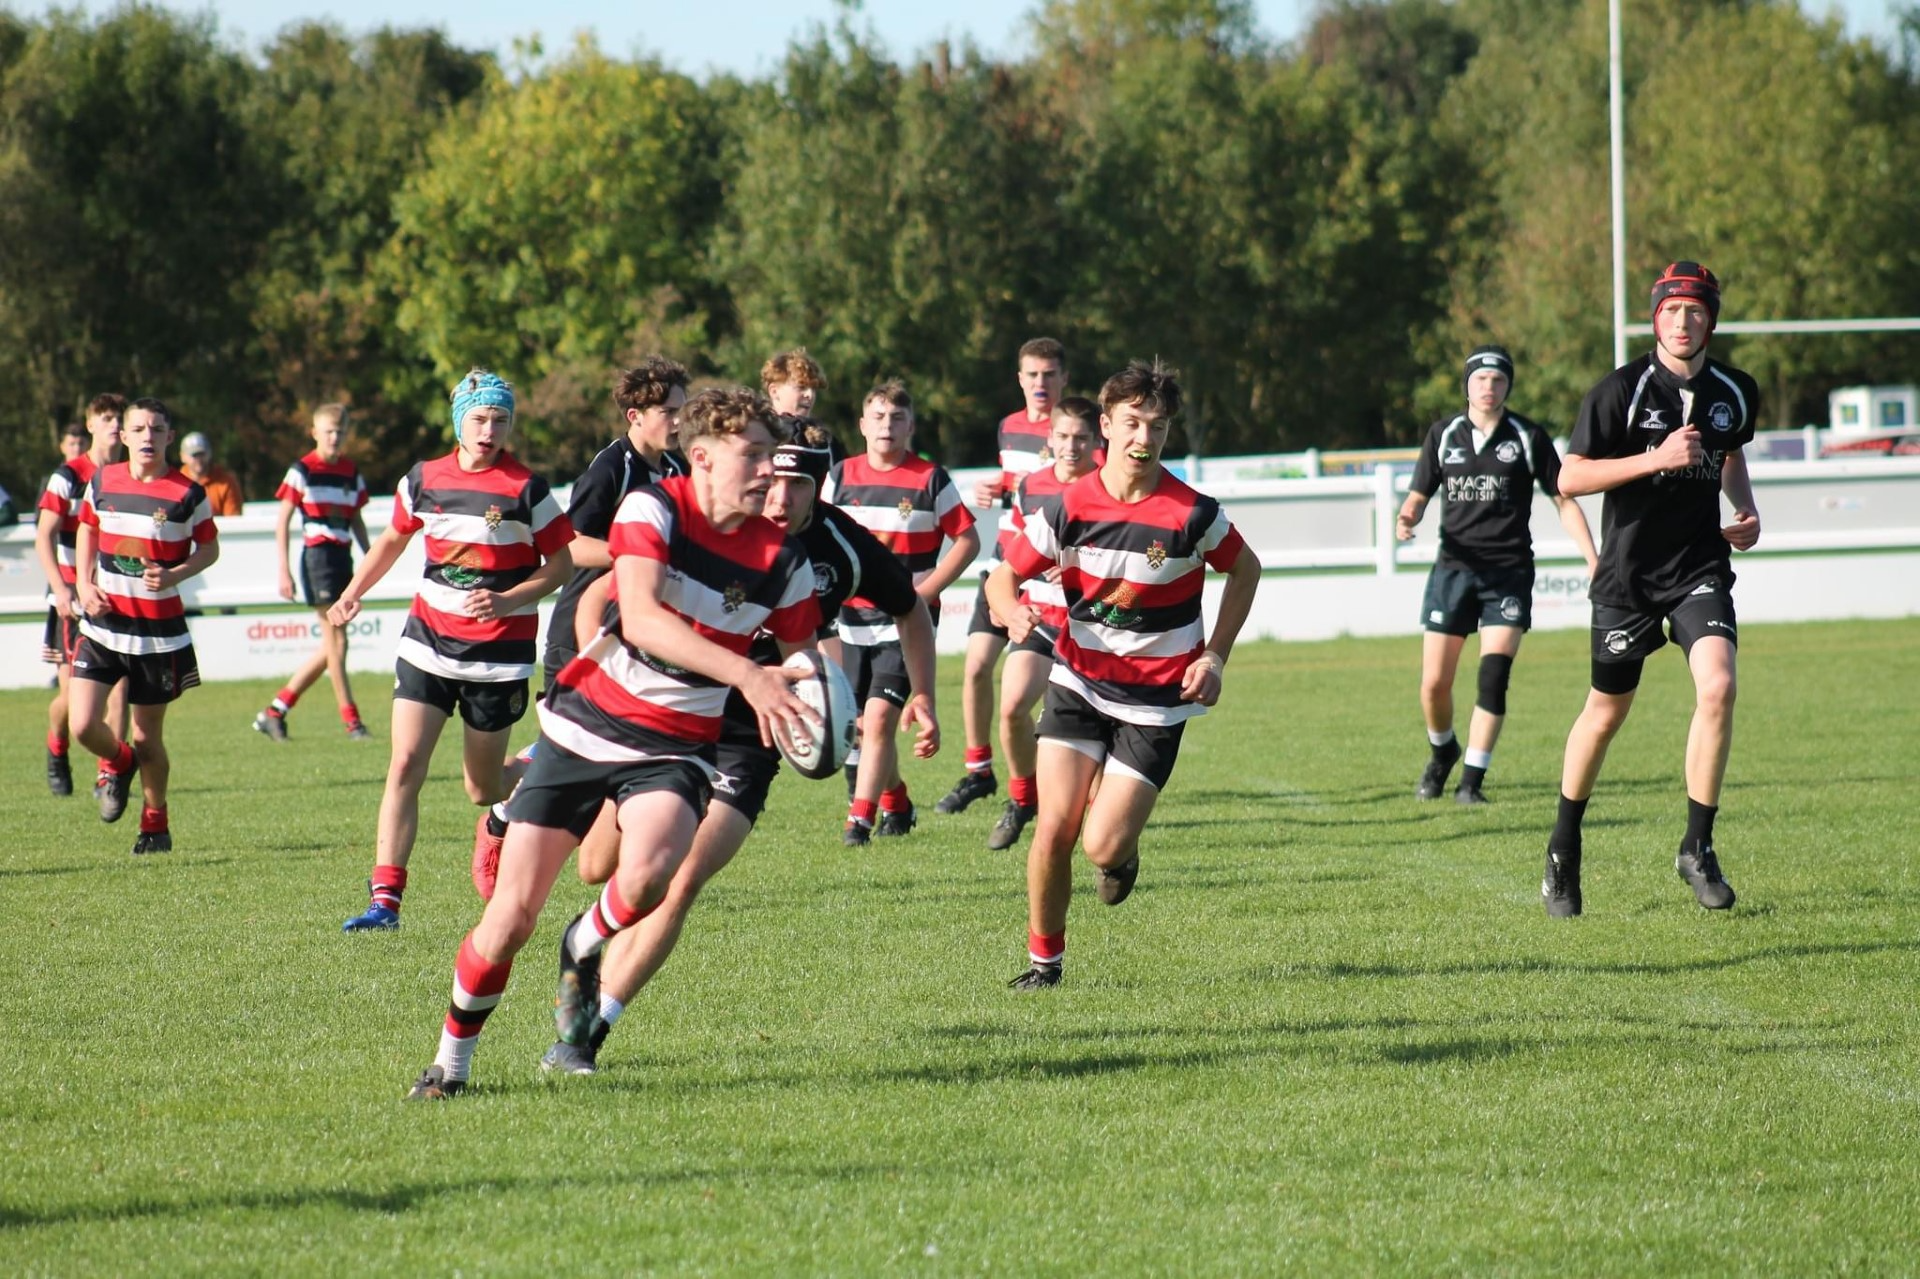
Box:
[1145,540,1168,569]
[1091,581,1141,629]
[151,507,168,529]
[1495,441,1521,464]
[896,498,915,519]
[1708,402,1735,432]
[1638,409,1668,431]
[721,582,746,613]
[483,504,503,529]
[813,563,835,595]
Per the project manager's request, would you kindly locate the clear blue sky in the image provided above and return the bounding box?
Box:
[9,1,1907,72]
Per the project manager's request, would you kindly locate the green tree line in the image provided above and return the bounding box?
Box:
[3,0,1918,500]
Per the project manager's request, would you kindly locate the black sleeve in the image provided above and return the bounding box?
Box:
[563,448,624,541]
[1732,369,1761,449]
[1408,420,1443,497]
[1529,422,1563,498]
[1568,374,1627,460]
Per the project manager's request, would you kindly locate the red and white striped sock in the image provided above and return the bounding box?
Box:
[434,933,512,1081]
[966,746,993,772]
[1029,929,1065,969]
[880,784,910,814]
[566,878,648,963]
[847,798,877,827]
[370,864,407,913]
[271,686,299,716]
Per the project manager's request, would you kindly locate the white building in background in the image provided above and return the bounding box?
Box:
[1829,385,1916,435]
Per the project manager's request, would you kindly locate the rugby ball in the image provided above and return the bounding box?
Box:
[777,649,858,780]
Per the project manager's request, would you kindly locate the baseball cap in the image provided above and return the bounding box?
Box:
[181,432,211,457]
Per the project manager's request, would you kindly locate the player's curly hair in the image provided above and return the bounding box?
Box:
[760,348,826,392]
[1098,359,1181,421]
[679,387,776,447]
[613,356,690,415]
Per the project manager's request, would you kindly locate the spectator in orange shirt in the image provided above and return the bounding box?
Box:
[179,431,245,515]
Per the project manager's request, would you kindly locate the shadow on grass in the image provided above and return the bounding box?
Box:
[0,856,235,880]
[1279,938,1920,981]
[0,1161,907,1231]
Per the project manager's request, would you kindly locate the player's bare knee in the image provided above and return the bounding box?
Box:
[463,774,500,806]
[1695,669,1736,716]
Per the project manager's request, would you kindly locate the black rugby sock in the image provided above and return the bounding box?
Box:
[1684,798,1717,850]
[1550,793,1589,850]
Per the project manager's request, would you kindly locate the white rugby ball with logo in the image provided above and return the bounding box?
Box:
[777,649,858,780]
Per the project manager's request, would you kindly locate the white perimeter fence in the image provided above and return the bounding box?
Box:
[3,456,1918,688]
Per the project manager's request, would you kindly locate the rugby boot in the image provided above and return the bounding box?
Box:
[47,747,73,797]
[472,812,504,901]
[934,768,996,814]
[1542,845,1582,918]
[343,902,400,931]
[554,913,602,1047]
[97,762,135,823]
[540,1040,598,1076]
[1415,739,1462,800]
[405,1065,464,1100]
[986,800,1036,851]
[1095,854,1140,906]
[1008,963,1063,991]
[875,803,917,837]
[1676,843,1736,910]
[252,708,289,742]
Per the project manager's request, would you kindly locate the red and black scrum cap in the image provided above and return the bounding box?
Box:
[1651,261,1721,324]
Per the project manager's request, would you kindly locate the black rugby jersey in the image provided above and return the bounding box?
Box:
[1568,353,1760,609]
[747,503,918,665]
[1408,411,1563,570]
[546,439,687,665]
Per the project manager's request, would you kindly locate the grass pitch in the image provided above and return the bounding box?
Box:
[3,619,1918,1275]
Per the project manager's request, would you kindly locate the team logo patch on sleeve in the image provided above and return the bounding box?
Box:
[1145,540,1167,569]
[484,505,503,529]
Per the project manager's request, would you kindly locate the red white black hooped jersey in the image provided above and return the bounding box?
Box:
[1569,353,1760,609]
[1009,464,1077,629]
[275,451,369,547]
[1407,410,1563,571]
[37,454,101,587]
[389,451,574,682]
[823,453,974,645]
[539,477,818,761]
[992,409,1052,557]
[1005,468,1246,727]
[75,464,216,655]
